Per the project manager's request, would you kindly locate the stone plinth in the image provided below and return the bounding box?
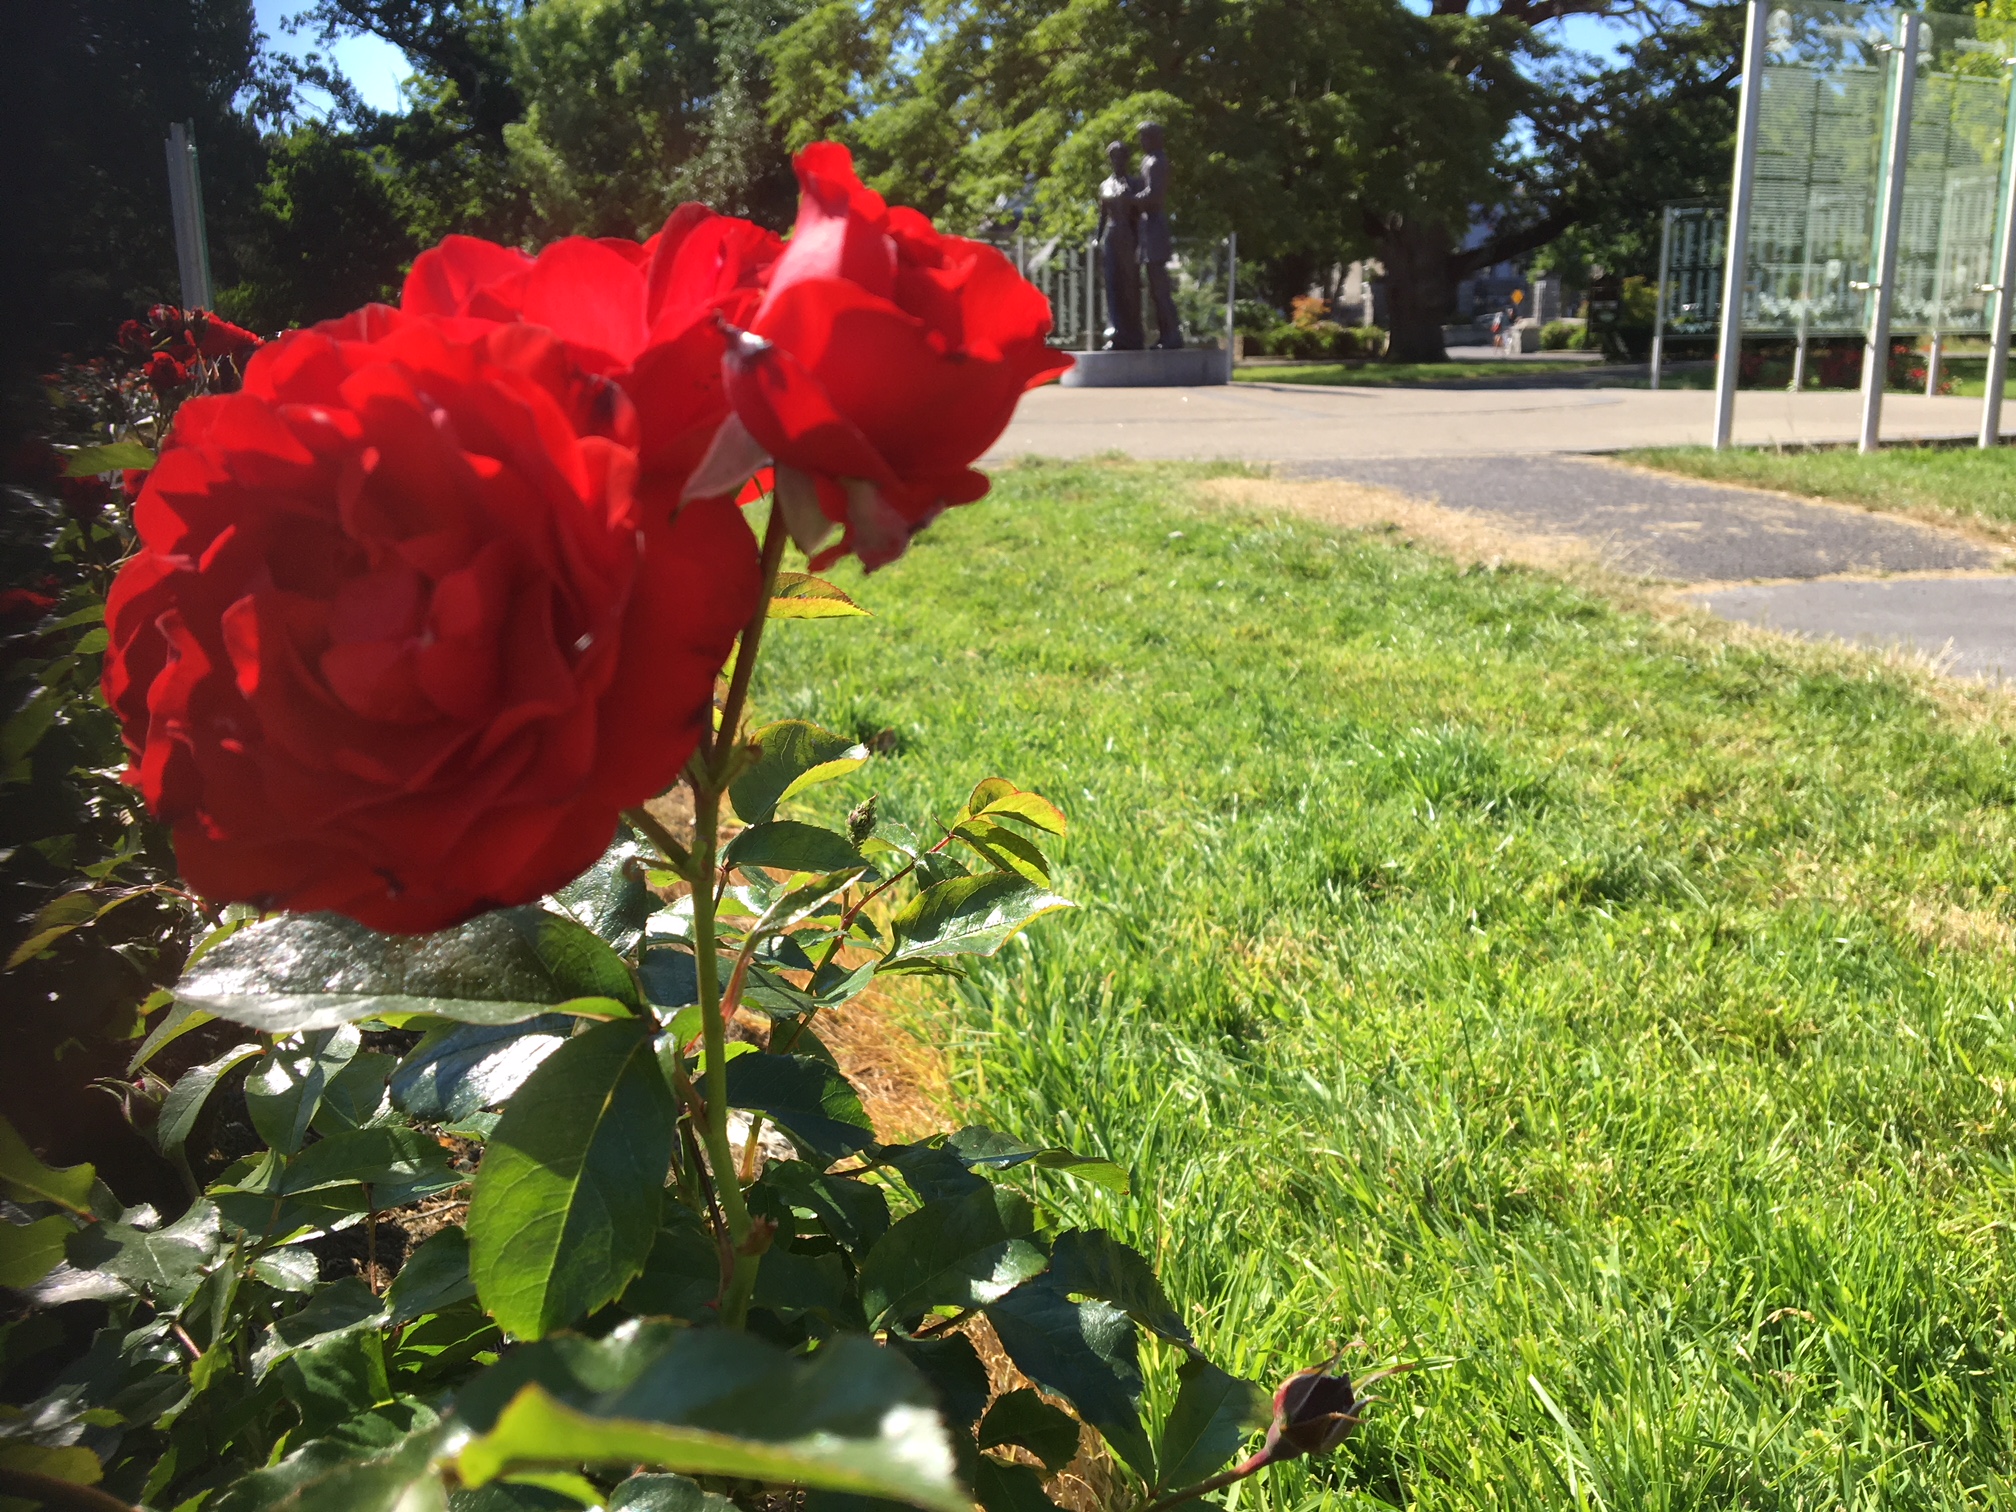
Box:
[1059,347,1229,387]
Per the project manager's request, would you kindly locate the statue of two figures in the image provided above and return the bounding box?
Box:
[1097,123,1183,351]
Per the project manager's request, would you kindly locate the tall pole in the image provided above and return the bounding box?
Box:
[1858,11,1920,455]
[1980,56,2016,446]
[1650,204,1673,390]
[164,121,213,311]
[1225,232,1237,376]
[1713,0,1769,450]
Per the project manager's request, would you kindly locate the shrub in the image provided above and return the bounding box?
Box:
[1289,293,1329,328]
[1541,319,1580,350]
[1233,297,1280,334]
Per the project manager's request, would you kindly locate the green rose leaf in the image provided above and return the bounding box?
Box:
[860,1186,1049,1330]
[972,1457,1059,1512]
[724,821,867,877]
[253,1276,387,1375]
[247,1028,363,1156]
[732,721,870,825]
[65,1199,223,1310]
[59,440,156,476]
[0,1113,97,1217]
[551,829,659,957]
[312,1051,397,1136]
[952,779,1067,837]
[619,1204,721,1322]
[276,1126,457,1204]
[949,819,1053,885]
[978,1389,1082,1474]
[985,1277,1153,1481]
[391,1017,573,1123]
[723,1054,877,1168]
[0,1214,72,1290]
[1152,1356,1269,1492]
[176,907,641,1033]
[468,1019,674,1339]
[889,1334,991,1432]
[769,572,871,620]
[1048,1229,1188,1343]
[387,1227,477,1327]
[208,1401,446,1512]
[886,875,1074,969]
[944,1128,1130,1196]
[454,1331,967,1512]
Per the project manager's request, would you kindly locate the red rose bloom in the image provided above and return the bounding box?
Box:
[403,207,780,487]
[103,306,761,932]
[191,312,264,360]
[713,144,1072,569]
[117,320,151,354]
[145,352,187,392]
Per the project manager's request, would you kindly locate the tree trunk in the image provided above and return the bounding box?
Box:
[1377,218,1456,363]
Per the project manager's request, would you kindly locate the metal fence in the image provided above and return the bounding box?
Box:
[997,235,1236,350]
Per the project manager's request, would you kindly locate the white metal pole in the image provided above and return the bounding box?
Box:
[1979,58,2016,446]
[164,121,213,311]
[1713,0,1769,449]
[1650,204,1673,390]
[1225,232,1237,376]
[1858,11,1920,455]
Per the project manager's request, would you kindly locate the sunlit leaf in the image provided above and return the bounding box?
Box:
[886,876,1074,968]
[860,1186,1048,1330]
[1152,1356,1268,1492]
[986,1277,1153,1480]
[0,1113,97,1217]
[732,722,870,825]
[769,572,872,619]
[952,780,1066,837]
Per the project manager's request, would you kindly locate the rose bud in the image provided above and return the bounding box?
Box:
[144,352,187,392]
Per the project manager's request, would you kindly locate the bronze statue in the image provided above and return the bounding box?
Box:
[1097,141,1145,351]
[1134,122,1182,349]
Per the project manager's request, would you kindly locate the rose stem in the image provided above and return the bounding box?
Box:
[694,501,790,1327]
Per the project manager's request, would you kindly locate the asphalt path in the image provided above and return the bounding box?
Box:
[992,378,2016,678]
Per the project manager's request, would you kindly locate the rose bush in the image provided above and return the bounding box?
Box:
[3,143,1380,1512]
[104,308,760,931]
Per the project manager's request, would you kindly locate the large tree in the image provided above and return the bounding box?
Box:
[766,0,1741,358]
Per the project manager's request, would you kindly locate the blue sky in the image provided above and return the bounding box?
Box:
[255,0,412,115]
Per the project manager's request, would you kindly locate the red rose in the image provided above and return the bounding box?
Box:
[191,312,264,360]
[144,352,187,392]
[121,468,149,503]
[103,306,761,932]
[403,207,780,486]
[117,320,151,354]
[709,144,1072,569]
[0,589,57,627]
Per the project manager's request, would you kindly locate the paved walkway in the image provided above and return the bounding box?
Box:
[991,379,2016,679]
[989,381,2007,463]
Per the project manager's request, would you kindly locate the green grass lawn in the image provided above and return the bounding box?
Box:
[1623,442,2016,533]
[758,461,2016,1512]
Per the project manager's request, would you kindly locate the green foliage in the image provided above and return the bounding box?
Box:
[0,495,1308,1511]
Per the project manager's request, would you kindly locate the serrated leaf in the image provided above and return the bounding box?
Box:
[247,1028,363,1155]
[60,441,156,476]
[769,573,871,619]
[945,1128,1129,1195]
[314,1050,398,1135]
[454,1331,966,1512]
[889,1333,990,1431]
[551,830,659,957]
[0,1113,96,1217]
[255,1276,386,1374]
[1048,1229,1187,1343]
[724,1054,876,1168]
[619,1204,721,1322]
[0,1214,71,1289]
[65,1199,222,1309]
[610,1472,739,1512]
[886,876,1074,968]
[972,1457,1059,1512]
[209,1401,446,1512]
[276,1126,456,1202]
[986,1277,1152,1480]
[392,1018,572,1123]
[158,1042,263,1159]
[953,780,1066,838]
[732,722,870,825]
[175,908,640,1033]
[979,1389,1082,1474]
[468,1021,673,1339]
[762,1161,890,1253]
[725,821,866,876]
[388,1227,476,1327]
[128,995,216,1073]
[860,1186,1048,1330]
[253,1246,322,1292]
[1153,1356,1269,1492]
[949,819,1052,885]
[5,888,142,969]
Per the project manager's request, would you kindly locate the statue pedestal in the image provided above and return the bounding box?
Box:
[1059,348,1230,387]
